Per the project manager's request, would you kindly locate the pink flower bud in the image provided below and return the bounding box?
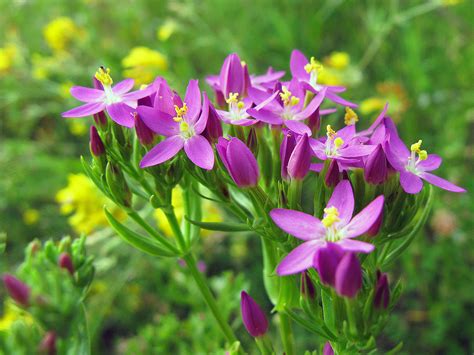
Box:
[3,274,30,307]
[58,253,74,275]
[335,253,362,298]
[240,291,269,337]
[89,126,105,157]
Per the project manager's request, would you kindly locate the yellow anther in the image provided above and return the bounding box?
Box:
[226,92,239,104]
[304,57,323,74]
[241,60,247,67]
[410,140,422,153]
[326,125,337,139]
[322,206,341,228]
[173,103,188,122]
[334,137,344,148]
[418,150,427,161]
[237,101,245,109]
[344,107,359,125]
[95,67,113,86]
[290,96,300,106]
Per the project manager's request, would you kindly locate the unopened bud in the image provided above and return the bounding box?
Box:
[38,331,57,355]
[3,274,30,307]
[58,253,74,275]
[89,126,105,157]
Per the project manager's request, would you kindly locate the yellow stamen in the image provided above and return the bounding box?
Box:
[226,92,239,104]
[95,67,113,86]
[322,206,340,228]
[344,107,359,125]
[179,121,189,133]
[279,86,300,107]
[237,101,245,109]
[334,137,344,148]
[304,57,323,74]
[326,125,337,139]
[410,140,422,153]
[173,103,188,122]
[418,150,427,161]
[241,61,247,67]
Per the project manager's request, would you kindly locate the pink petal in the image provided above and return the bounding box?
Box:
[290,49,310,81]
[285,120,312,135]
[193,92,209,135]
[399,171,423,194]
[345,195,384,238]
[140,136,184,168]
[337,239,375,253]
[70,86,104,102]
[420,172,466,193]
[106,103,136,127]
[417,154,442,172]
[325,91,357,108]
[247,108,283,124]
[325,180,354,225]
[270,209,325,241]
[62,101,105,118]
[137,106,179,136]
[112,79,135,95]
[184,135,214,170]
[184,79,201,122]
[276,240,325,276]
[121,86,155,101]
[339,145,376,158]
[294,88,326,120]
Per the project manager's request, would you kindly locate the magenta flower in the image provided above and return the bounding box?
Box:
[290,50,357,108]
[385,133,466,194]
[3,274,30,307]
[89,126,105,157]
[335,252,362,298]
[241,291,269,337]
[270,180,384,275]
[58,253,75,275]
[374,271,390,309]
[138,80,214,170]
[216,136,260,187]
[315,243,344,286]
[310,124,376,166]
[280,131,312,180]
[62,67,153,127]
[323,342,335,355]
[247,79,326,135]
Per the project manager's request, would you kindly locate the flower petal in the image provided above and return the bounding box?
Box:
[294,88,326,120]
[325,180,354,225]
[276,240,325,276]
[70,86,104,102]
[337,239,375,253]
[339,145,376,158]
[184,135,215,170]
[137,106,179,136]
[420,172,466,193]
[417,154,442,172]
[399,171,423,194]
[247,108,283,125]
[140,136,184,168]
[285,120,312,136]
[325,91,357,108]
[184,79,201,122]
[106,103,136,127]
[290,49,310,81]
[345,195,384,238]
[270,209,325,241]
[194,92,209,134]
[112,79,135,95]
[62,101,105,118]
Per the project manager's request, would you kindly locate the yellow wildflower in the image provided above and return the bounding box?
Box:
[0,301,33,331]
[56,174,125,234]
[43,17,84,52]
[22,209,40,225]
[68,120,89,136]
[0,44,18,74]
[318,51,361,87]
[360,82,409,122]
[122,46,168,86]
[324,51,350,69]
[154,186,223,237]
[157,20,178,42]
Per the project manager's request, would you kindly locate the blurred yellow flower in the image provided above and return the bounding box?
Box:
[157,20,178,42]
[0,301,33,331]
[43,17,84,52]
[68,120,89,136]
[0,44,18,74]
[56,174,125,235]
[318,51,361,87]
[22,209,39,225]
[122,46,168,86]
[31,53,69,80]
[154,186,222,237]
[360,82,409,122]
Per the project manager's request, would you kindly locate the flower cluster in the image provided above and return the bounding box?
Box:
[61,50,465,354]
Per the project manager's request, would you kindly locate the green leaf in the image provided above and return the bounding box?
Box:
[184,217,250,232]
[105,208,176,257]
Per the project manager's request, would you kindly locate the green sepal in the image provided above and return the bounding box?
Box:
[105,208,176,257]
[184,217,250,232]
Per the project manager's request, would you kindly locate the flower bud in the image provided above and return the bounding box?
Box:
[93,111,107,128]
[300,271,315,299]
[364,144,388,184]
[325,159,341,187]
[216,137,260,188]
[134,112,154,146]
[287,134,311,180]
[374,271,390,309]
[315,243,344,287]
[89,126,105,157]
[220,53,245,99]
[280,131,297,180]
[38,331,57,355]
[58,253,74,275]
[367,207,383,237]
[240,291,269,337]
[308,107,321,135]
[202,103,223,143]
[246,128,258,156]
[3,274,30,307]
[335,253,362,298]
[323,342,334,355]
[105,162,132,207]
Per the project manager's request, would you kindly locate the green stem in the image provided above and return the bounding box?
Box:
[344,298,358,337]
[278,312,295,355]
[182,253,240,348]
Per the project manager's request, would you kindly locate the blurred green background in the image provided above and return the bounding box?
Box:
[0,0,472,353]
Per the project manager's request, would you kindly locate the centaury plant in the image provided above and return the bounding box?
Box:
[36,49,465,353]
